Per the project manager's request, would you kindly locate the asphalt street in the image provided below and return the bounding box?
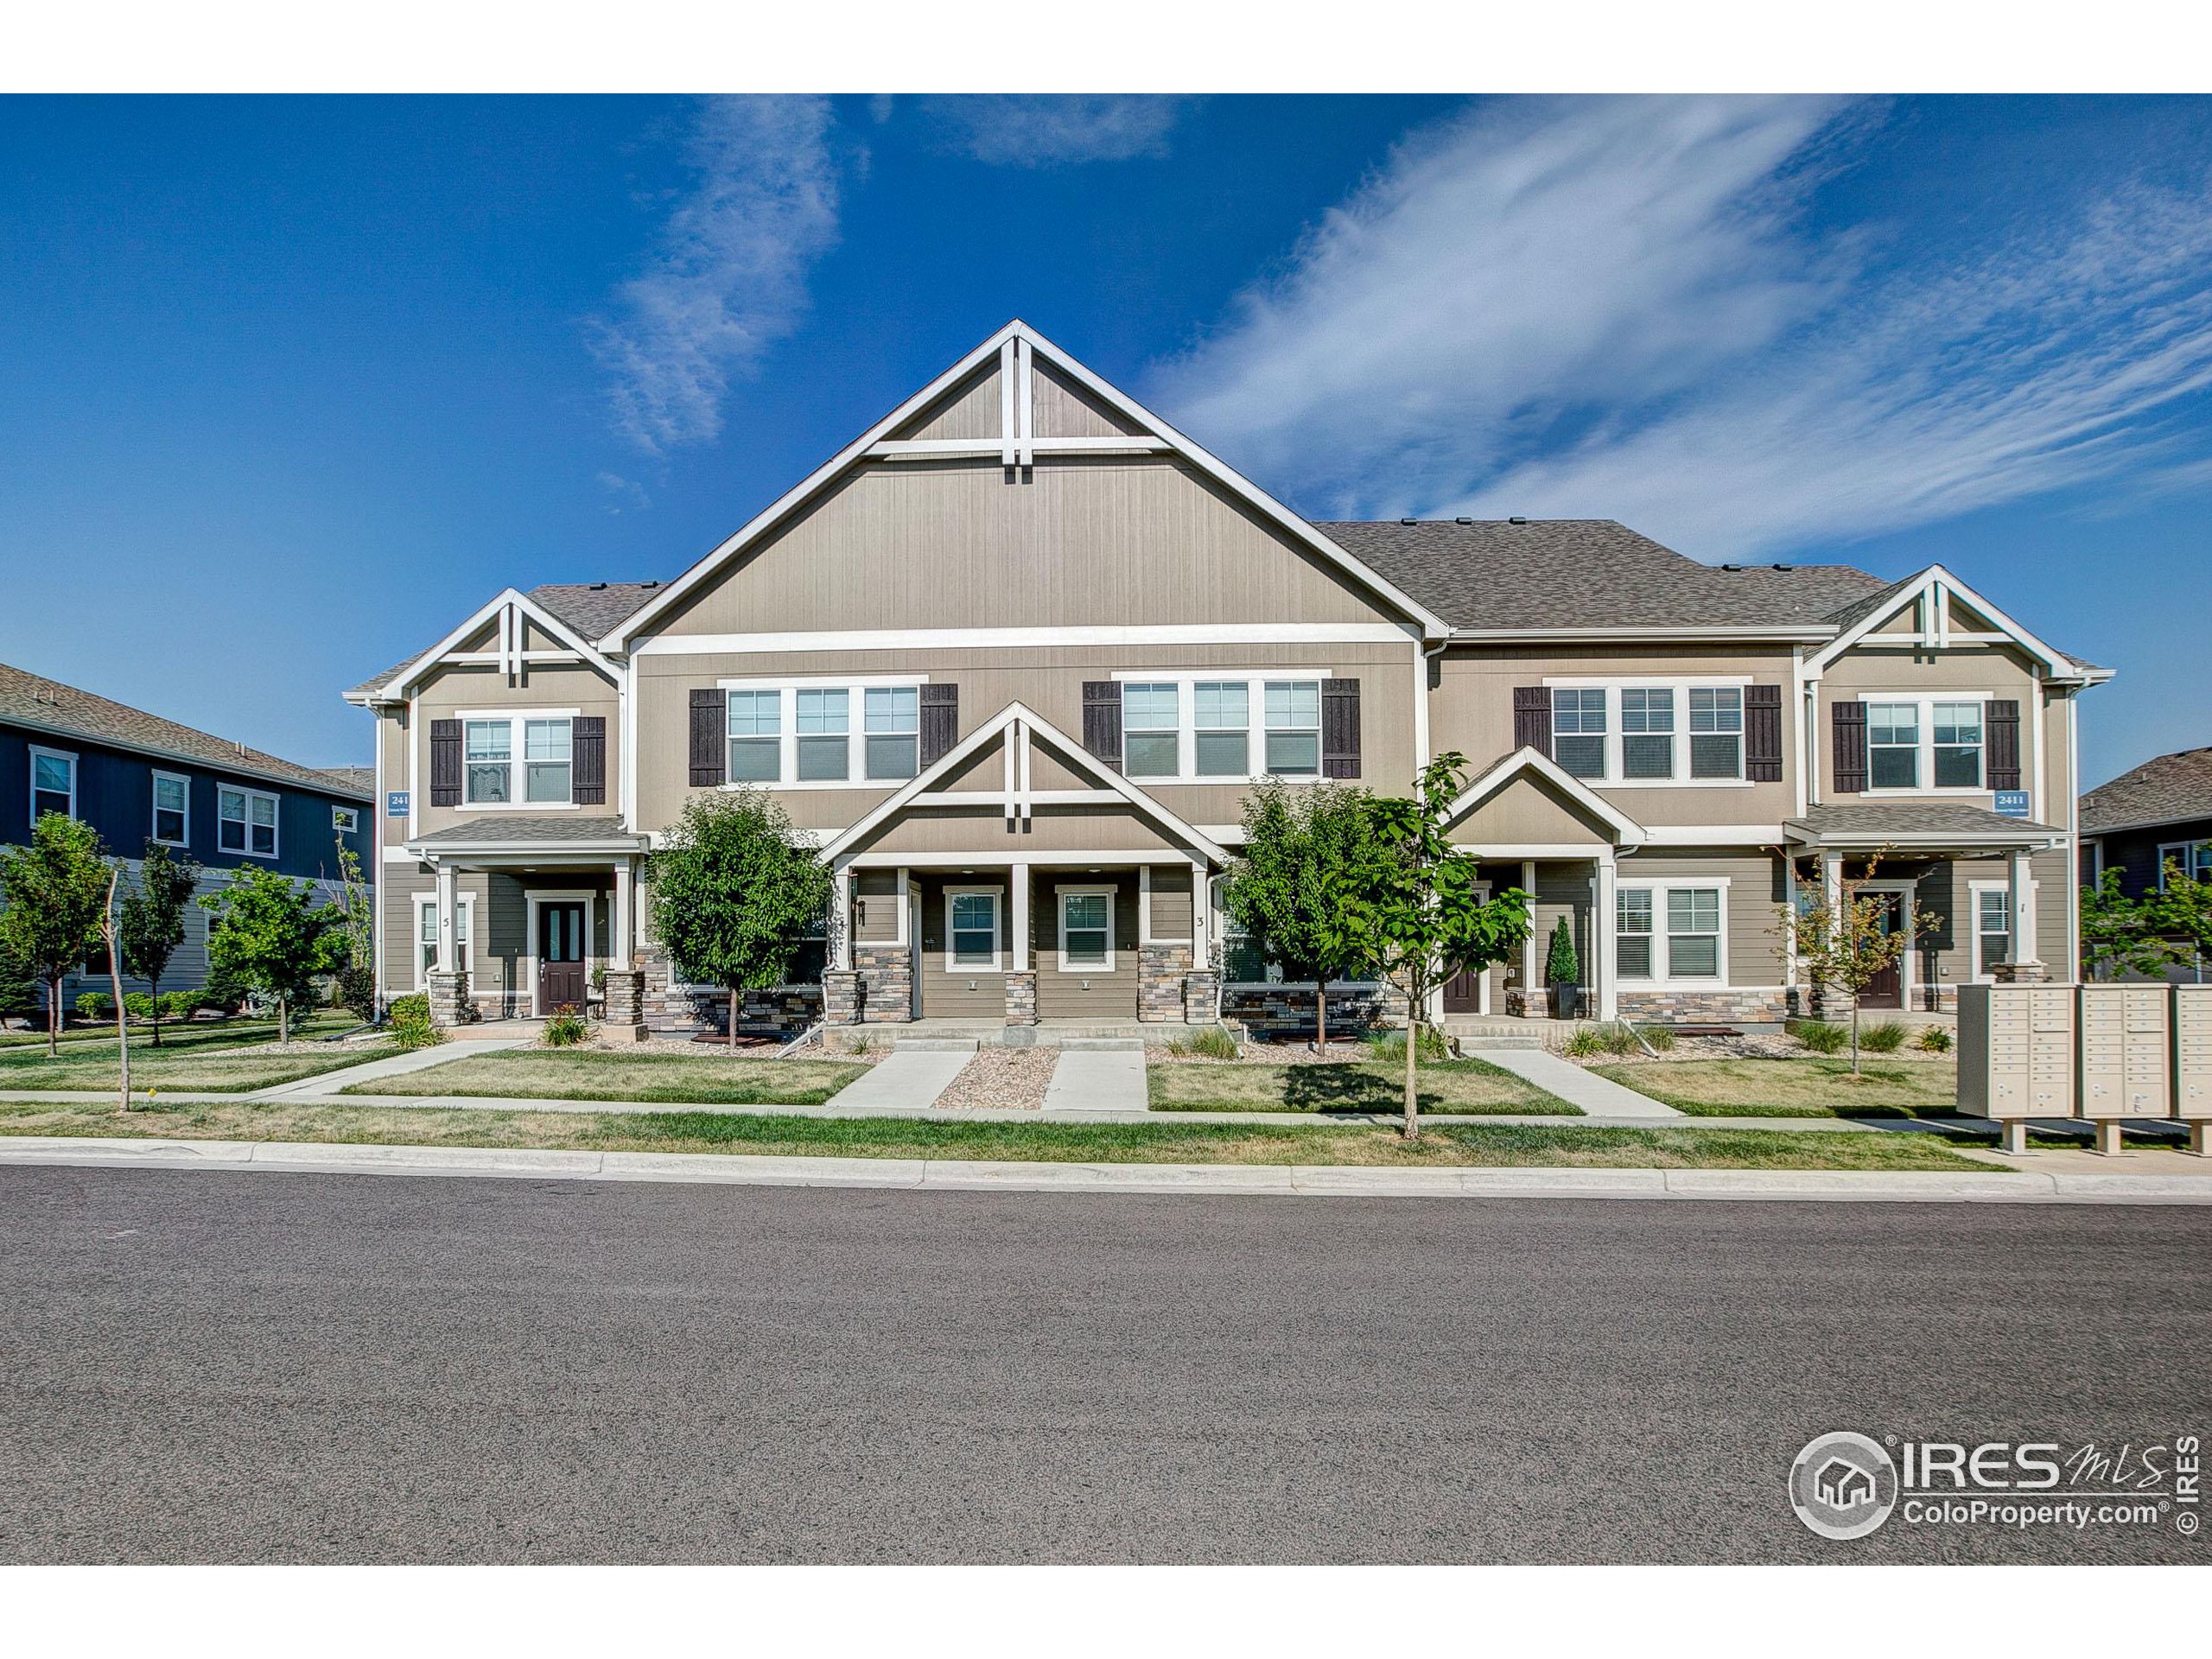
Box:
[3,1165,2207,1563]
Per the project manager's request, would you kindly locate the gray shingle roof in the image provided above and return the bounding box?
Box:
[0,661,372,799]
[1785,802,2060,842]
[315,766,375,796]
[409,815,642,847]
[2080,746,2212,835]
[1317,519,1890,631]
[528,581,667,639]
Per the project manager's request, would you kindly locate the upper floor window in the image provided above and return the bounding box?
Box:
[1553,689,1607,779]
[1264,682,1321,775]
[1194,682,1249,776]
[153,772,189,845]
[1688,688,1744,779]
[1123,683,1179,779]
[1108,675,1323,782]
[1932,702,1983,787]
[1863,696,1985,791]
[795,688,849,781]
[2159,841,2212,887]
[333,804,360,835]
[722,680,921,785]
[464,715,573,804]
[1619,690,1673,780]
[29,747,75,823]
[219,785,278,857]
[1548,684,1748,785]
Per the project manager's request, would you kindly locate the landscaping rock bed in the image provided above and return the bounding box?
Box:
[934,1047,1058,1111]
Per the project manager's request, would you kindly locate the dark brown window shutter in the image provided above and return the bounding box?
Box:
[1985,699,2021,791]
[1082,681,1122,772]
[571,715,607,804]
[689,688,727,787]
[1744,684,1783,783]
[1831,701,1866,794]
[429,719,462,806]
[1321,678,1362,779]
[1513,687,1551,758]
[919,683,958,767]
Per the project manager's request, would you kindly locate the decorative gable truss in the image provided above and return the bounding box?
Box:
[351,588,621,705]
[1808,564,2106,683]
[1440,747,1649,852]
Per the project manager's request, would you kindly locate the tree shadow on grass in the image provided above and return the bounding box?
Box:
[1280,1064,1431,1116]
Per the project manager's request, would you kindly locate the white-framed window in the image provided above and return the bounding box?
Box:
[1970,884,2012,981]
[461,712,575,805]
[413,893,475,987]
[333,804,360,835]
[1859,694,1994,794]
[218,785,279,857]
[1058,887,1116,972]
[152,770,190,846]
[1616,881,1727,983]
[944,887,1003,972]
[29,746,75,823]
[2158,840,2212,887]
[1103,674,1324,783]
[1546,683,1752,785]
[716,677,925,786]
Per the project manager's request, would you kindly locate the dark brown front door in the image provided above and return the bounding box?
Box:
[537,902,588,1014]
[1861,892,1904,1008]
[1443,966,1484,1013]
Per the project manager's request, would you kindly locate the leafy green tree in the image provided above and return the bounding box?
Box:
[199,867,346,1042]
[0,812,111,1055]
[119,841,203,1047]
[2082,861,2212,981]
[0,935,40,1027]
[1224,779,1376,1052]
[1338,753,1534,1139]
[1783,848,1939,1075]
[327,842,377,1019]
[646,791,836,1050]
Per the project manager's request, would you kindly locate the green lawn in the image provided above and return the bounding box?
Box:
[0,1039,403,1095]
[1586,1057,1961,1117]
[344,1048,868,1107]
[0,1096,2000,1170]
[1147,1057,1577,1116]
[0,1010,361,1058]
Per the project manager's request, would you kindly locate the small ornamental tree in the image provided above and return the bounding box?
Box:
[1545,917,1580,1011]
[2081,861,2212,981]
[199,867,346,1042]
[0,935,39,1027]
[119,840,203,1047]
[0,812,111,1055]
[645,791,836,1050]
[97,866,134,1112]
[327,842,378,1019]
[1338,753,1534,1139]
[1223,779,1376,1051]
[1783,847,1940,1075]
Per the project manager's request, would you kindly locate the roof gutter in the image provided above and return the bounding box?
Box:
[1440,625,1834,645]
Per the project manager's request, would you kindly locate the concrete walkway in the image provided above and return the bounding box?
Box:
[251,1037,527,1100]
[6,1134,2212,1203]
[1043,1046,1147,1112]
[818,1046,973,1111]
[1465,1046,1684,1118]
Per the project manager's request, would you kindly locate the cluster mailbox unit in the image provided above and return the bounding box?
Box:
[1961,982,2212,1154]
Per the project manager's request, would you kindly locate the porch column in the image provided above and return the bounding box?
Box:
[2008,847,2042,972]
[1190,859,1209,969]
[827,861,852,972]
[434,861,457,974]
[1595,855,1619,1021]
[1519,861,1539,997]
[612,856,635,970]
[1009,863,1030,972]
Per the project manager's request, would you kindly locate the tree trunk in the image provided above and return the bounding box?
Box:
[728,987,739,1051]
[105,870,129,1115]
[1402,983,1421,1141]
[1850,994,1861,1076]
[46,974,61,1058]
[1316,980,1328,1056]
[149,969,162,1047]
[278,995,290,1046]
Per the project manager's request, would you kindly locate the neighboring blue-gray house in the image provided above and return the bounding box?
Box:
[0,661,372,1002]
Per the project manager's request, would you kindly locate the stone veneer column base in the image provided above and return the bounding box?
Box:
[1990,961,2050,984]
[599,969,649,1041]
[1506,987,1551,1019]
[824,970,861,1025]
[427,969,471,1029]
[852,944,914,1022]
[1004,971,1038,1025]
[1182,971,1219,1025]
[1139,944,1193,1022]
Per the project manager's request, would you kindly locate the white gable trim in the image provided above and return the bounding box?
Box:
[1442,747,1649,846]
[1808,565,2088,680]
[822,699,1229,866]
[601,320,1449,651]
[349,588,620,705]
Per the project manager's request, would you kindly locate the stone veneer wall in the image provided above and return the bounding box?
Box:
[1618,989,1788,1026]
[1221,983,1394,1041]
[1004,970,1038,1025]
[1138,944,1193,1022]
[639,942,824,1038]
[850,944,913,1023]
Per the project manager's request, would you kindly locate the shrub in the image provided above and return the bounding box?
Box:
[1545,918,1580,985]
[1562,1026,1611,1058]
[159,989,199,1020]
[75,991,114,1021]
[1914,1024,1954,1054]
[1638,1024,1677,1052]
[1859,1021,1907,1053]
[542,1006,589,1048]
[124,992,155,1020]
[385,992,441,1050]
[1788,1018,1847,1055]
[1366,1025,1452,1063]
[1167,1026,1241,1060]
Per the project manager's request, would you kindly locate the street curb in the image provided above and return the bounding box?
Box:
[3,1135,2211,1203]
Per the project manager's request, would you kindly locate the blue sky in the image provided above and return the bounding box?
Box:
[0,93,2206,788]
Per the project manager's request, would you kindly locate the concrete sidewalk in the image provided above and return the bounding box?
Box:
[5,1134,2211,1202]
[1043,1046,1147,1112]
[1465,1047,1683,1117]
[817,1046,973,1110]
[252,1038,527,1099]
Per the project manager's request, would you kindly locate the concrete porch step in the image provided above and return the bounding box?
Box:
[891,1037,981,1052]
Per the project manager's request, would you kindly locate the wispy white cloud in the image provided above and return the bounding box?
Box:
[1152,96,2212,559]
[593,96,841,455]
[921,96,1194,166]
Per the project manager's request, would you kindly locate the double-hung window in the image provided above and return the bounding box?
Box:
[2159,840,2212,887]
[864,687,918,780]
[219,785,278,856]
[795,689,849,781]
[1618,884,1724,982]
[1666,889,1722,979]
[465,715,575,804]
[1122,683,1180,779]
[1688,688,1744,779]
[1932,702,1983,787]
[1620,690,1675,780]
[1866,702,1920,790]
[29,747,74,822]
[946,889,1001,970]
[1974,887,2011,978]
[1193,682,1249,776]
[152,772,189,845]
[1059,889,1114,970]
[1263,681,1320,776]
[415,894,473,986]
[1617,889,1656,978]
[1552,690,1608,779]
[464,720,513,802]
[728,690,782,783]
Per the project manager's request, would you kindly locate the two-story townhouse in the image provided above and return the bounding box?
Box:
[345,321,2108,1034]
[1,662,373,1002]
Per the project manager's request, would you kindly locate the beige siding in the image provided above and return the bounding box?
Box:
[398,658,623,842]
[893,364,1002,442]
[1032,362,1145,438]
[916,874,1007,1017]
[1431,645,1798,830]
[1533,864,1593,989]
[853,869,900,944]
[846,802,1194,858]
[1819,643,2059,820]
[1148,866,1193,939]
[1034,873,1139,1020]
[1448,774,1615,848]
[1618,849,1789,986]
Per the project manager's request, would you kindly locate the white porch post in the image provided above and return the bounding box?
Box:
[1519,860,1539,998]
[2008,848,2041,969]
[1190,858,1209,969]
[612,856,635,970]
[434,861,457,974]
[1596,855,1619,1021]
[828,861,852,972]
[1820,851,1844,923]
[1010,862,1030,972]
